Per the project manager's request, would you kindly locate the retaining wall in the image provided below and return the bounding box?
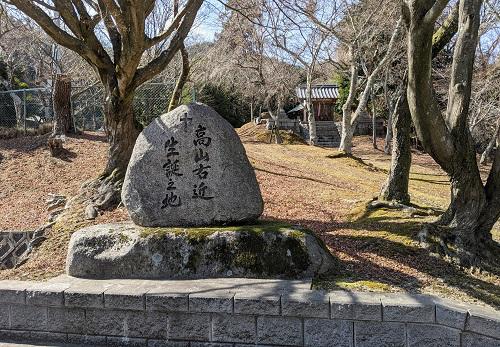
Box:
[0,278,498,347]
[0,231,32,269]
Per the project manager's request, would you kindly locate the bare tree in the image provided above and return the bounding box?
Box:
[261,0,331,145]
[4,0,204,210]
[403,0,499,267]
[380,3,460,203]
[338,16,403,154]
[168,0,190,111]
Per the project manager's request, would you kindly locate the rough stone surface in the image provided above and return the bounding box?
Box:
[257,316,302,346]
[407,323,460,347]
[304,319,353,347]
[122,103,263,227]
[10,304,47,331]
[234,292,281,315]
[382,294,435,323]
[66,222,338,279]
[0,281,27,304]
[0,306,9,329]
[189,290,234,313]
[436,302,467,329]
[462,332,500,347]
[47,307,86,334]
[67,333,107,345]
[467,310,500,339]
[282,291,330,318]
[212,314,256,343]
[168,313,211,341]
[330,291,382,321]
[1,277,499,347]
[354,321,405,347]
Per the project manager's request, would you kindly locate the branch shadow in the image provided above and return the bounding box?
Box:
[271,211,500,309]
[53,147,78,162]
[254,167,340,187]
[326,153,388,173]
[410,177,450,186]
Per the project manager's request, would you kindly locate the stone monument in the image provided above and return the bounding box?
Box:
[122,103,263,226]
[66,103,339,279]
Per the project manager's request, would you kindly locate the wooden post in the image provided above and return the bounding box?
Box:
[52,74,74,135]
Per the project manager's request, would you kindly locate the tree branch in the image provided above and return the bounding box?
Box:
[133,0,203,88]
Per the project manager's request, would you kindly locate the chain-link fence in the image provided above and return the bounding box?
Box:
[0,88,53,131]
[0,82,175,133]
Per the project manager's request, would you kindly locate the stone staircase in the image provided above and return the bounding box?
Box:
[315,121,341,148]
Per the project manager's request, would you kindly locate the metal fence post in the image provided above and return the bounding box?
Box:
[191,85,196,102]
[23,90,27,134]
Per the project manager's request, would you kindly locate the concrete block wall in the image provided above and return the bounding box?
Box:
[0,231,32,269]
[0,279,499,347]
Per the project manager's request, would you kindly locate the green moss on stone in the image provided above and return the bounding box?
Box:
[139,221,294,239]
[139,221,321,278]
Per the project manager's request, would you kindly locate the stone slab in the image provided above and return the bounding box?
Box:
[330,291,382,321]
[407,323,460,347]
[304,319,353,347]
[0,280,28,304]
[189,289,235,313]
[354,321,405,347]
[104,284,149,310]
[234,291,281,315]
[282,291,330,318]
[212,314,256,343]
[381,293,435,323]
[64,281,114,308]
[257,316,302,346]
[467,309,500,339]
[25,282,70,307]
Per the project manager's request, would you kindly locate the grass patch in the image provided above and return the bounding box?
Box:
[314,277,394,292]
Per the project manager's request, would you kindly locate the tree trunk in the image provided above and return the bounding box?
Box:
[380,93,412,203]
[168,44,190,112]
[384,108,393,154]
[371,86,377,149]
[380,4,460,202]
[84,90,140,211]
[103,94,140,178]
[404,0,499,267]
[383,70,393,154]
[480,118,500,165]
[306,71,316,145]
[52,74,74,135]
[339,47,358,154]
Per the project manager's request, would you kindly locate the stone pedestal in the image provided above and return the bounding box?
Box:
[65,222,339,280]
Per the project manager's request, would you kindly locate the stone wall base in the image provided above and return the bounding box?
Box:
[0,277,498,346]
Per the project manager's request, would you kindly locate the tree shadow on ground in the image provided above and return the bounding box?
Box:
[0,131,107,154]
[0,133,50,153]
[254,167,341,187]
[272,209,500,309]
[326,153,388,173]
[75,131,107,143]
[410,177,450,186]
[53,147,78,162]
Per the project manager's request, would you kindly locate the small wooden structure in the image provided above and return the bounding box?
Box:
[294,84,339,121]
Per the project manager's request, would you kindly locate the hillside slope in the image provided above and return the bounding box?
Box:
[0,129,498,309]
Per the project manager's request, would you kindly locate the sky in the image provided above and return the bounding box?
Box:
[189,0,225,43]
